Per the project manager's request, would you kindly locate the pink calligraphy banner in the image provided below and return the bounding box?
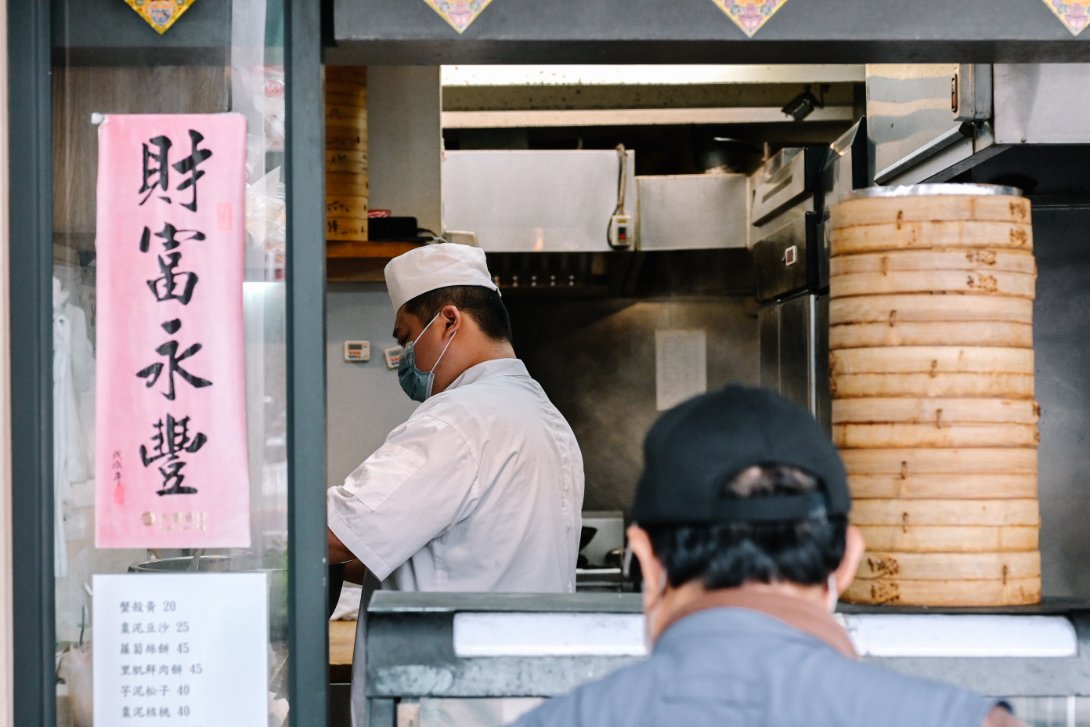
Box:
[95,114,250,548]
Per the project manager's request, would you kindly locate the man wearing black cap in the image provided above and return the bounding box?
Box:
[509,386,1024,727]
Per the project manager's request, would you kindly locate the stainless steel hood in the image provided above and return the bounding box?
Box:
[867,64,1090,195]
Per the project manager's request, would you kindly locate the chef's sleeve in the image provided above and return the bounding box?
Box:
[326,413,479,581]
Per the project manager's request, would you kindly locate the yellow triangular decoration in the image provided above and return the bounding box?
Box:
[710,0,792,38]
[423,0,495,34]
[1042,0,1089,35]
[124,0,198,36]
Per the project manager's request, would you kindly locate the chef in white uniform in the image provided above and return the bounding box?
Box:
[327,242,585,724]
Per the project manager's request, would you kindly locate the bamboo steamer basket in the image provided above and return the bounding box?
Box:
[829,249,1036,276]
[841,447,1037,476]
[830,269,1036,298]
[849,473,1037,500]
[325,67,368,242]
[845,577,1041,607]
[833,398,1039,426]
[857,525,1039,553]
[831,185,1040,607]
[834,422,1037,448]
[830,346,1034,376]
[852,499,1040,526]
[857,550,1040,581]
[830,295,1034,326]
[830,221,1032,255]
[830,321,1033,349]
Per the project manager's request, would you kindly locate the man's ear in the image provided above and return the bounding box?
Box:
[627,525,666,610]
[440,304,461,333]
[833,524,865,597]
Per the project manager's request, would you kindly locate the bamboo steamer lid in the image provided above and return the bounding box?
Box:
[841,447,1037,475]
[830,346,1034,376]
[830,321,1033,349]
[829,270,1036,299]
[830,249,1035,276]
[858,550,1040,580]
[834,422,1038,448]
[830,191,1031,229]
[830,295,1033,326]
[844,577,1041,606]
[851,499,1040,526]
[848,472,1037,500]
[830,221,1032,255]
[856,525,1039,553]
[831,372,1034,398]
[832,398,1039,425]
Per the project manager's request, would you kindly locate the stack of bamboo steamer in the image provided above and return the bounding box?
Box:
[829,185,1041,607]
[325,66,368,242]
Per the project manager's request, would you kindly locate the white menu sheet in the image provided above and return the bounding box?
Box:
[655,329,708,411]
[93,573,268,726]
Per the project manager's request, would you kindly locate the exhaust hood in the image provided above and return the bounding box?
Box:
[867,64,1090,196]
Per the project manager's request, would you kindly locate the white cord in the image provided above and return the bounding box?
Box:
[613,144,627,215]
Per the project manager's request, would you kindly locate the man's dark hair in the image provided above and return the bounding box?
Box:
[403,285,512,343]
[644,465,846,589]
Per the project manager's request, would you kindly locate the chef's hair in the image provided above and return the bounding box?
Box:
[403,285,513,343]
[643,465,847,589]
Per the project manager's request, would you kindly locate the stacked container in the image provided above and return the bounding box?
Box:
[325,66,369,242]
[829,185,1041,607]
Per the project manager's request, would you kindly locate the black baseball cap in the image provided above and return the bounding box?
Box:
[629,385,850,525]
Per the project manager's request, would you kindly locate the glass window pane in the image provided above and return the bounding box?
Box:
[51,3,290,725]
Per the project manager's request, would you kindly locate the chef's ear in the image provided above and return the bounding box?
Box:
[439,304,460,331]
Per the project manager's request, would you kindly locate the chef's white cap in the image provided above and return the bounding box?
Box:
[384,243,499,312]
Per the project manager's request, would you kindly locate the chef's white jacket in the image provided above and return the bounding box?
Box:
[327,357,585,593]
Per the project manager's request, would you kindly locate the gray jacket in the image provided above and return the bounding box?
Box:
[509,606,997,727]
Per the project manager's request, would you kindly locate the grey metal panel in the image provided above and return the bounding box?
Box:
[331,0,1090,65]
[866,64,982,184]
[10,1,56,725]
[441,150,636,253]
[636,174,747,251]
[363,594,1090,700]
[869,614,1090,697]
[993,65,1090,144]
[758,306,779,395]
[753,213,810,302]
[778,294,814,415]
[751,149,811,226]
[285,0,330,725]
[1032,206,1090,600]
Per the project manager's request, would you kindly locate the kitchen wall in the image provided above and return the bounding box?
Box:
[506,295,760,511]
[1032,206,1090,599]
[326,284,417,485]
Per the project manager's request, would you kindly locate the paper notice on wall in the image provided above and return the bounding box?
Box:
[93,573,268,726]
[655,330,707,411]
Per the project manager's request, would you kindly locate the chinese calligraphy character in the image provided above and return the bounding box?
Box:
[139,223,206,305]
[139,414,208,496]
[135,319,213,401]
[137,130,213,212]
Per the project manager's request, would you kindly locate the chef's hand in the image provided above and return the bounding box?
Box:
[327,527,355,566]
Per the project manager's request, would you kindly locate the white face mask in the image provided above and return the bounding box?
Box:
[826,573,839,613]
